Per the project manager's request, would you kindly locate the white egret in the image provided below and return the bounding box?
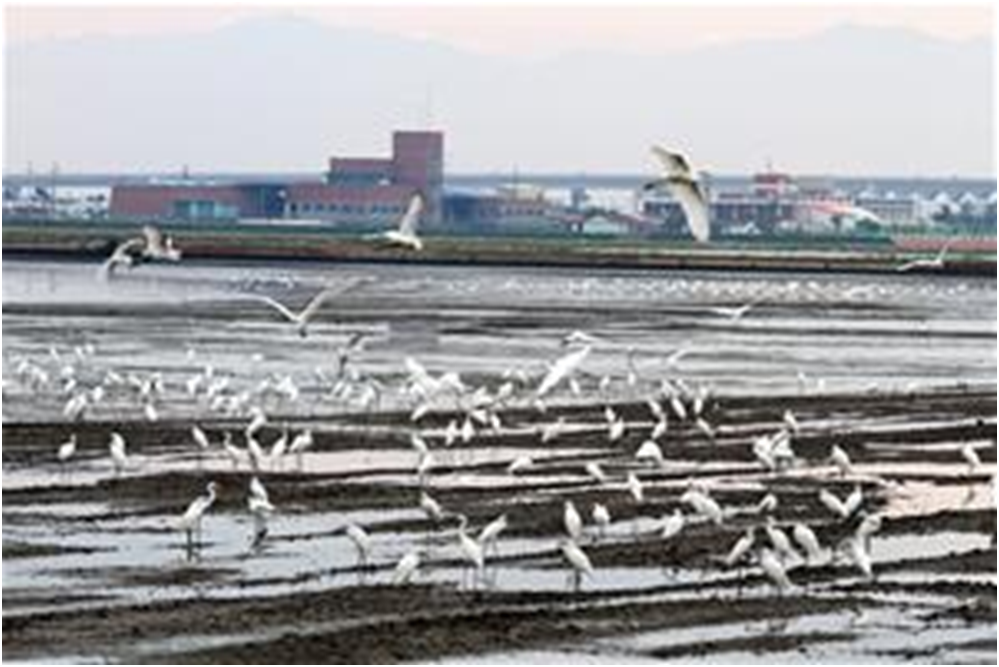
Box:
[644,146,710,243]
[477,514,508,555]
[345,523,373,567]
[855,512,882,552]
[178,481,217,555]
[57,433,77,465]
[250,286,342,338]
[845,535,874,579]
[961,443,982,474]
[608,417,626,442]
[792,522,824,565]
[818,488,850,519]
[843,485,864,517]
[758,547,794,594]
[536,345,591,397]
[560,539,594,591]
[563,500,584,540]
[378,193,424,251]
[635,440,664,467]
[585,461,607,484]
[541,417,566,444]
[247,482,275,546]
[681,487,723,525]
[895,239,952,273]
[191,425,211,452]
[420,491,445,523]
[627,472,645,503]
[456,515,485,586]
[409,433,430,455]
[289,429,313,468]
[756,492,778,514]
[661,509,685,540]
[108,431,128,475]
[829,445,853,476]
[507,455,533,474]
[650,417,668,441]
[98,236,144,279]
[724,528,755,567]
[765,517,798,563]
[592,503,611,538]
[392,550,421,584]
[140,224,183,262]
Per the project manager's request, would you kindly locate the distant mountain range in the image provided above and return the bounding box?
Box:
[5,15,994,176]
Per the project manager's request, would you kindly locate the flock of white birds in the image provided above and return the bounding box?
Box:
[5,145,986,596]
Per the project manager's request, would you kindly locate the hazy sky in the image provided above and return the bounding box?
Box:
[7,3,993,55]
[4,3,995,175]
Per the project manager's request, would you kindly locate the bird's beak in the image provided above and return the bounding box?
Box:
[642,179,664,192]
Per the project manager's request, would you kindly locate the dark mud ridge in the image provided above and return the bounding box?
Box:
[2,385,997,663]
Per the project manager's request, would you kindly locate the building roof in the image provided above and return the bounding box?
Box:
[285,183,416,204]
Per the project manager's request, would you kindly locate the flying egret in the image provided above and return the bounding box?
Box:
[97,236,144,279]
[895,239,953,272]
[537,345,591,397]
[178,481,217,556]
[249,286,341,338]
[140,224,183,262]
[563,500,584,541]
[378,193,425,251]
[644,145,710,243]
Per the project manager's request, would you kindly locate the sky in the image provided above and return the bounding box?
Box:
[6,3,993,55]
[3,2,996,175]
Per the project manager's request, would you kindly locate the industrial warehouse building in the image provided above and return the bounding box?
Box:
[109,130,445,227]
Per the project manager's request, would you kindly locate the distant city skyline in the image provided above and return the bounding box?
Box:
[4,5,995,176]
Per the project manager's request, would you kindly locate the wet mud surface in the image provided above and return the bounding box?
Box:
[3,259,996,663]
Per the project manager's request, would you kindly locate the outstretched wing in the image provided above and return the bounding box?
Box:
[397,194,424,236]
[667,178,710,243]
[651,146,693,178]
[299,287,337,324]
[142,225,167,255]
[250,295,299,323]
[98,237,144,280]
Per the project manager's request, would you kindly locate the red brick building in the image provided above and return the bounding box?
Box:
[109,130,443,226]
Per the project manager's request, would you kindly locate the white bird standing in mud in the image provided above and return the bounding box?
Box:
[592,503,611,538]
[564,500,584,541]
[477,514,508,556]
[392,550,421,584]
[108,431,128,475]
[643,146,710,243]
[560,539,594,591]
[57,433,77,467]
[178,481,217,556]
[345,523,373,568]
[247,477,276,546]
[661,509,685,540]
